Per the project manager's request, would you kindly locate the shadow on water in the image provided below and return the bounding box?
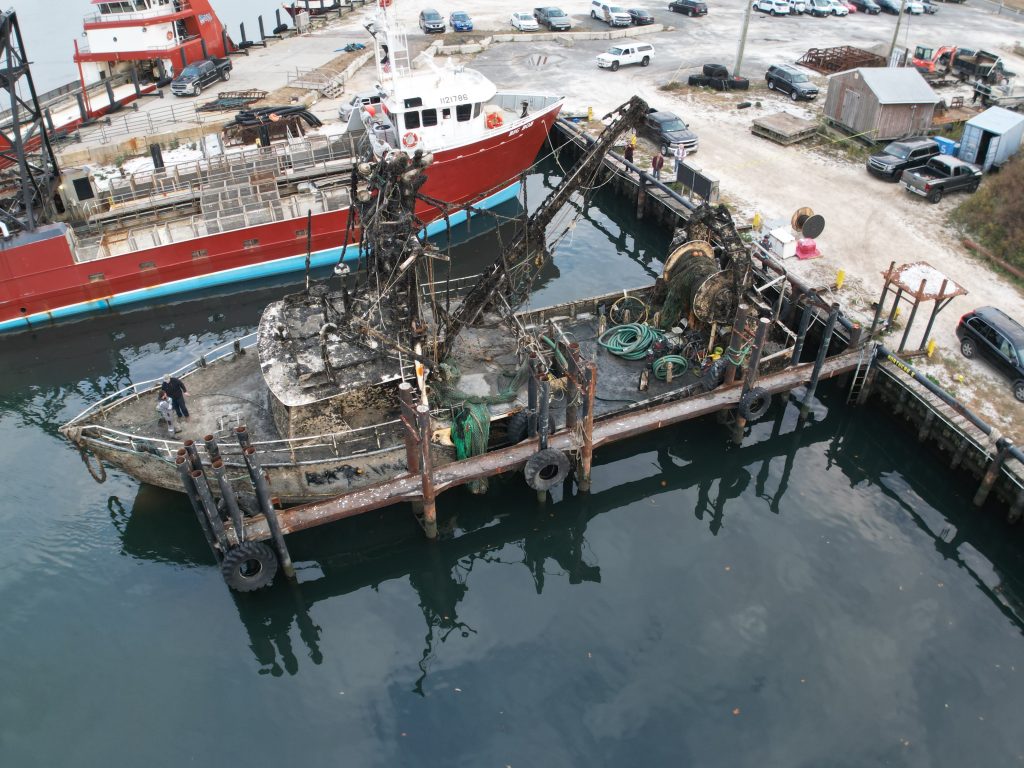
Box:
[113,384,1024,685]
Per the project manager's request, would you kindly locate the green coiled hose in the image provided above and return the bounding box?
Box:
[652,355,689,381]
[598,324,664,360]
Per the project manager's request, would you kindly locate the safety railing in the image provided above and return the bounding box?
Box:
[63,331,258,428]
[83,1,193,25]
[76,415,411,467]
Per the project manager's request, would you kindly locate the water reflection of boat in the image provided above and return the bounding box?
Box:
[109,392,1024,681]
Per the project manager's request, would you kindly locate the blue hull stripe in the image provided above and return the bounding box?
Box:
[0,181,521,333]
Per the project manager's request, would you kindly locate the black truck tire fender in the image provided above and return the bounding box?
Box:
[524,449,571,491]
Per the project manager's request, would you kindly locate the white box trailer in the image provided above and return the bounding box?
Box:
[957,107,1024,172]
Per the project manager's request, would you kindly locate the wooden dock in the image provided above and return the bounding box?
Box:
[751,112,819,146]
[868,356,1024,517]
[234,350,863,544]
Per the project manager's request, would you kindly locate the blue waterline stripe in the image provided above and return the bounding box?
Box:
[0,182,520,333]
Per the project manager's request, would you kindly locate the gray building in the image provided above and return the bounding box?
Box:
[824,67,939,141]
[958,107,1024,172]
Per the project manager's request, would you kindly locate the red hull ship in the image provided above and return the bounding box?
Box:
[0,1,562,332]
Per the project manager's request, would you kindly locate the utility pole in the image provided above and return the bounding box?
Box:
[888,0,909,62]
[734,0,755,77]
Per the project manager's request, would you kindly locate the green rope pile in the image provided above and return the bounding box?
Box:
[652,355,689,381]
[598,323,664,360]
[450,403,491,494]
[432,358,530,406]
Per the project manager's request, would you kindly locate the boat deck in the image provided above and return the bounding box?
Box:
[94,347,279,447]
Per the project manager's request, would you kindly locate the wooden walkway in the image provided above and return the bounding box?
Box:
[236,350,864,543]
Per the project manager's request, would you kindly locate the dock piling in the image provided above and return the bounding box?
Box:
[243,446,295,580]
[212,458,245,541]
[191,468,229,551]
[258,16,267,45]
[527,353,539,437]
[538,376,551,451]
[416,405,438,540]
[579,362,597,493]
[203,434,220,462]
[800,302,841,419]
[176,456,221,560]
[791,294,814,365]
[973,439,1014,508]
[723,303,750,386]
[734,316,771,442]
[868,260,896,339]
[239,23,249,48]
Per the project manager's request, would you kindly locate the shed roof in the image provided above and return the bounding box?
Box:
[853,67,939,105]
[967,106,1024,134]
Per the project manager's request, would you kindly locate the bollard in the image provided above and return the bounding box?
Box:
[243,446,295,580]
[176,456,220,559]
[212,458,245,541]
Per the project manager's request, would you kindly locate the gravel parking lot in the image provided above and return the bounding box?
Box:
[332,0,1024,428]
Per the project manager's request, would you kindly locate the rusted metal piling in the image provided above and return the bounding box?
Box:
[416,404,439,540]
[800,303,841,419]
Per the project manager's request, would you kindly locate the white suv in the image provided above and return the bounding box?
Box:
[753,0,791,14]
[591,1,632,25]
[597,43,654,71]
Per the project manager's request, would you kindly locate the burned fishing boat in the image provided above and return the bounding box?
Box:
[63,96,863,588]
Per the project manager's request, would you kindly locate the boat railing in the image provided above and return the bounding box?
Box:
[63,331,259,428]
[78,101,203,145]
[83,1,194,25]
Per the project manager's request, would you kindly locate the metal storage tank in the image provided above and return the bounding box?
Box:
[823,68,939,141]
[957,107,1024,172]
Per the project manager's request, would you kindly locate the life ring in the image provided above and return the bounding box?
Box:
[738,386,771,421]
[166,31,173,40]
[402,131,419,148]
[485,112,503,129]
[523,448,570,491]
[220,541,279,592]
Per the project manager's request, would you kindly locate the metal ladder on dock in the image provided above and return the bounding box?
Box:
[846,344,875,405]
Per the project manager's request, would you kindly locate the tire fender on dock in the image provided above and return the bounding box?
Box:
[524,448,570,491]
[738,386,771,421]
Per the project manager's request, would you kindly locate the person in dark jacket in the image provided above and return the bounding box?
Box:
[161,374,190,419]
[623,143,634,164]
[651,150,665,180]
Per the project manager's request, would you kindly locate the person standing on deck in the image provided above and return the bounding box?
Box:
[161,374,189,419]
[651,150,664,180]
[674,143,687,175]
[623,142,634,164]
[157,392,180,435]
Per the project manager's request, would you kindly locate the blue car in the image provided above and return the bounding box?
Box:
[449,11,474,30]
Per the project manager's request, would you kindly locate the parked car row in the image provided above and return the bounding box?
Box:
[418,4,704,35]
[753,0,854,15]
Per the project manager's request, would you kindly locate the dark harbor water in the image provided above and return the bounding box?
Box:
[2,166,1024,767]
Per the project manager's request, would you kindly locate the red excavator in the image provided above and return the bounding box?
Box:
[912,45,1013,84]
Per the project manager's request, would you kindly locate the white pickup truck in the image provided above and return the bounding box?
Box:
[597,43,655,71]
[590,1,632,25]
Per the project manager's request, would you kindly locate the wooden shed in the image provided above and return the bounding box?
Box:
[824,68,940,141]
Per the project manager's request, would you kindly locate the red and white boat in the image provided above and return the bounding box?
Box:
[0,1,563,332]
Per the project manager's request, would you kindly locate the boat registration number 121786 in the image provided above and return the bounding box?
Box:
[439,94,469,104]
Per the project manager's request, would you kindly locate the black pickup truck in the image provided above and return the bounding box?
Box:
[899,156,981,203]
[170,58,232,97]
